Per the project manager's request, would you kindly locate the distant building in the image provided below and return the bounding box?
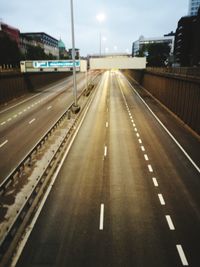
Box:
[132,34,175,57]
[188,0,200,16]
[0,22,20,45]
[68,48,80,59]
[174,8,200,66]
[21,32,59,58]
[58,39,68,59]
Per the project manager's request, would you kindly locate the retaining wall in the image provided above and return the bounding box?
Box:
[123,69,200,135]
[0,72,72,104]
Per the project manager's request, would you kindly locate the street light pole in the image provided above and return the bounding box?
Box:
[70,0,80,112]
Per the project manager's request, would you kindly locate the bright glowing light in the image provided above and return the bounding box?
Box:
[96,13,106,23]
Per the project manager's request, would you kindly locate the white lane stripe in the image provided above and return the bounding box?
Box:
[141,146,145,151]
[138,139,142,144]
[152,177,159,187]
[106,122,108,128]
[148,164,153,172]
[136,133,140,137]
[13,114,18,118]
[18,112,22,115]
[1,121,6,125]
[125,77,200,174]
[47,106,52,110]
[0,139,8,148]
[99,204,104,230]
[134,128,138,132]
[144,154,149,161]
[176,245,189,266]
[29,118,36,124]
[104,146,107,157]
[158,194,165,205]
[23,109,27,112]
[7,118,12,122]
[165,215,175,230]
[131,119,134,123]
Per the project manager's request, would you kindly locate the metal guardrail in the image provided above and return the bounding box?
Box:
[147,67,200,77]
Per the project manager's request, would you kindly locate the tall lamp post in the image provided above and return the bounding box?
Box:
[96,13,106,56]
[70,0,80,113]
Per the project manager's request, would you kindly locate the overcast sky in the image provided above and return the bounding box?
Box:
[1,0,189,56]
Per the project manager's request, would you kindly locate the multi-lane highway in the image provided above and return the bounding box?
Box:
[11,70,200,266]
[0,73,88,182]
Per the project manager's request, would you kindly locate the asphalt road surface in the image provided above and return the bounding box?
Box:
[0,73,89,183]
[15,71,200,267]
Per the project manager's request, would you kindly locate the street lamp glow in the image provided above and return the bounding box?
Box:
[96,13,106,23]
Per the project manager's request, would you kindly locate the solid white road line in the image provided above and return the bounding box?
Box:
[158,194,165,205]
[144,154,149,161]
[165,215,175,230]
[99,204,104,230]
[148,164,153,172]
[176,245,189,266]
[104,146,107,157]
[0,139,8,148]
[125,77,200,174]
[29,118,36,124]
[152,177,159,187]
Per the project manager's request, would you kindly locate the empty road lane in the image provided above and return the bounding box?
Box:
[15,71,200,267]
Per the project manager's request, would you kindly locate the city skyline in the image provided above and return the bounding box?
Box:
[1,0,188,56]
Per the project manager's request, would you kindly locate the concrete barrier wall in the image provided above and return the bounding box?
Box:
[123,69,200,135]
[0,72,72,104]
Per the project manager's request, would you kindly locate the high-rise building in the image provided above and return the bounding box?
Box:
[174,8,200,66]
[188,0,200,16]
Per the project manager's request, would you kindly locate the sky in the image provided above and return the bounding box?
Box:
[1,0,189,56]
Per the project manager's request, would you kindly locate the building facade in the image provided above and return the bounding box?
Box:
[174,8,200,66]
[22,32,59,58]
[0,22,20,46]
[188,0,200,16]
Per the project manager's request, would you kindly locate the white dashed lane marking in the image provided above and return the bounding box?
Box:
[141,146,145,151]
[29,118,36,124]
[104,146,107,157]
[0,140,8,148]
[152,177,159,187]
[176,245,189,266]
[165,215,175,230]
[144,154,149,161]
[99,204,104,230]
[148,164,153,172]
[158,194,165,205]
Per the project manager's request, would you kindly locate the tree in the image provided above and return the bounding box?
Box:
[147,43,171,67]
[137,42,171,67]
[0,33,21,65]
[26,45,47,60]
